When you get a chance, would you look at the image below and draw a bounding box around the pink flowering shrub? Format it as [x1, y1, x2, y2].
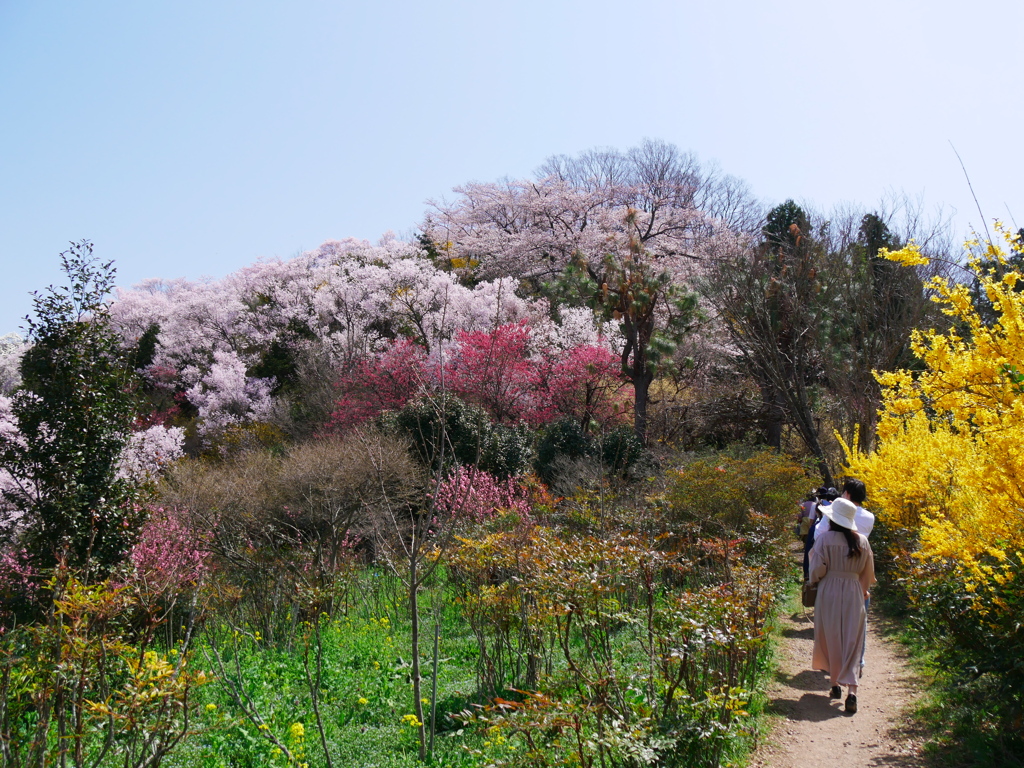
[0, 547, 39, 621]
[130, 506, 210, 597]
[538, 343, 630, 428]
[328, 339, 429, 430]
[432, 466, 530, 523]
[447, 321, 540, 424]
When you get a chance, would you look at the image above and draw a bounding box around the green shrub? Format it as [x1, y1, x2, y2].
[481, 422, 534, 479]
[388, 394, 491, 472]
[535, 419, 595, 483]
[599, 425, 645, 474]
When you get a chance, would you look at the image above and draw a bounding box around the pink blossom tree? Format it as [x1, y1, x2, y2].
[117, 425, 186, 483]
[328, 339, 429, 431]
[183, 349, 275, 442]
[446, 321, 540, 424]
[421, 139, 759, 285]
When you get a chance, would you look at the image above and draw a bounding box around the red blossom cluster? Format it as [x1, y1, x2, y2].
[329, 322, 629, 431]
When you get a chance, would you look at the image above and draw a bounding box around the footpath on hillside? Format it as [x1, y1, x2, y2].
[749, 573, 929, 768]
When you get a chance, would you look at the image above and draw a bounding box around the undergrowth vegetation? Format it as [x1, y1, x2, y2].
[1, 444, 803, 768]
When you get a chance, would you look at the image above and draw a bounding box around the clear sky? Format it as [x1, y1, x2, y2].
[2, 0, 1021, 334]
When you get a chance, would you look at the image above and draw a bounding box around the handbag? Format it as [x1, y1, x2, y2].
[801, 580, 818, 608]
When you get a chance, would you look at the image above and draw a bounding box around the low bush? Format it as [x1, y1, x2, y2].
[662, 449, 809, 574]
[536, 420, 647, 491]
[0, 573, 206, 768]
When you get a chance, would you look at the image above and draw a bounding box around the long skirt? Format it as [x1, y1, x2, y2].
[812, 572, 865, 686]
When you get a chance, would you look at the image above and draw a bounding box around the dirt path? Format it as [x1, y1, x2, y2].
[748, 600, 929, 768]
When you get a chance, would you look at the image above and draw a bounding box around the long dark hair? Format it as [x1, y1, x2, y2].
[829, 519, 861, 558]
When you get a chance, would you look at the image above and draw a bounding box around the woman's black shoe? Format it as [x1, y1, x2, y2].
[830, 685, 841, 699]
[845, 693, 857, 713]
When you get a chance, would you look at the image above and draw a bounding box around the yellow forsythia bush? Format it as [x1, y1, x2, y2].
[842, 224, 1024, 704]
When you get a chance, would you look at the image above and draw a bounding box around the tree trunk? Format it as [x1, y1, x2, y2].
[785, 391, 834, 487]
[408, 553, 426, 761]
[632, 369, 654, 446]
[763, 386, 786, 449]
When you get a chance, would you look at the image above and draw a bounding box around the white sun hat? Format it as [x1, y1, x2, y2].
[818, 496, 859, 531]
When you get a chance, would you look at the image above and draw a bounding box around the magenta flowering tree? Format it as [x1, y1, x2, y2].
[538, 343, 629, 430]
[328, 339, 429, 431]
[327, 318, 629, 436]
[447, 321, 540, 424]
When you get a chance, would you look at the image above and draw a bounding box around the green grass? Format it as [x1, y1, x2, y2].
[865, 576, 1024, 768]
[166, 608, 485, 768]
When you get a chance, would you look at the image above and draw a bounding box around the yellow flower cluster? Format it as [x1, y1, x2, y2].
[843, 224, 1024, 609]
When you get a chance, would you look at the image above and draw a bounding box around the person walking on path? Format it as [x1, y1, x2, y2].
[808, 496, 875, 714]
[801, 486, 836, 580]
[809, 480, 874, 669]
[837, 478, 874, 672]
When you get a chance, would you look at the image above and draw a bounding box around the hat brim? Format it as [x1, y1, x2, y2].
[819, 502, 858, 532]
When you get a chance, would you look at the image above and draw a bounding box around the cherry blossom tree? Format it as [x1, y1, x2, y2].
[117, 425, 186, 483]
[0, 334, 26, 396]
[183, 349, 275, 443]
[421, 139, 759, 285]
[109, 237, 534, 440]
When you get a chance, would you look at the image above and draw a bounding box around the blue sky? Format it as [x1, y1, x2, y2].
[2, 0, 1021, 334]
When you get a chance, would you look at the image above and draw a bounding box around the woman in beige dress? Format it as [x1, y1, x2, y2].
[808, 497, 875, 714]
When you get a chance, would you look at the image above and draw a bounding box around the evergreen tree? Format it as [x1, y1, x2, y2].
[0, 242, 143, 574]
